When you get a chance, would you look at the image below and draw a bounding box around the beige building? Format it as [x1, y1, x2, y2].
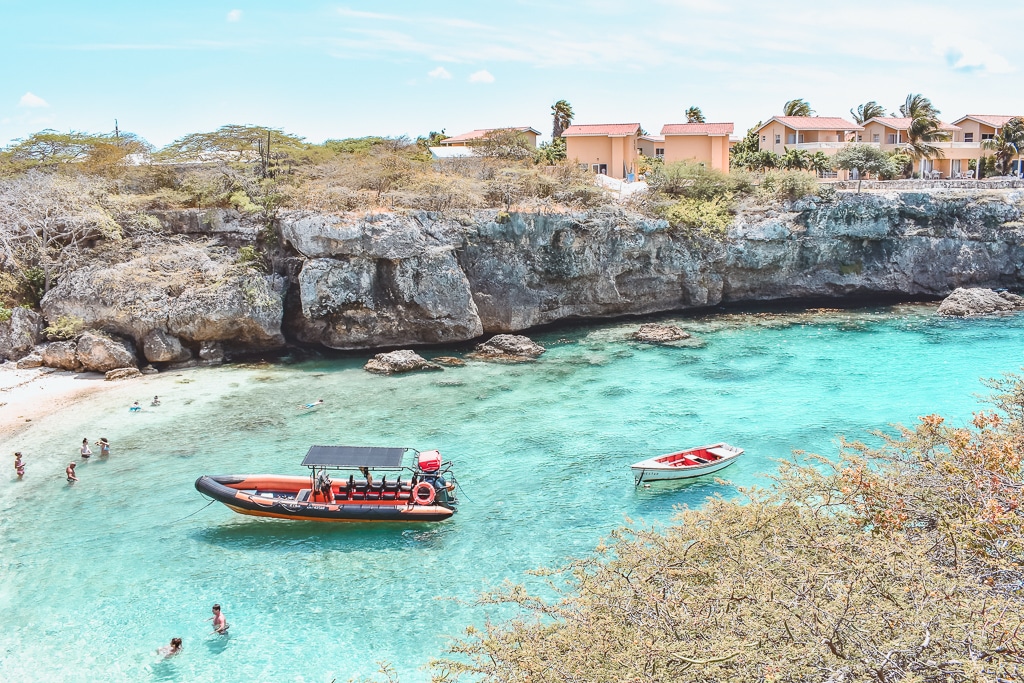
[440, 127, 540, 147]
[659, 122, 733, 171]
[637, 134, 664, 160]
[756, 116, 863, 156]
[562, 123, 642, 179]
[860, 117, 976, 177]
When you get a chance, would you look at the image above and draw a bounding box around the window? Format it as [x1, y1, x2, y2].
[982, 133, 994, 140]
[857, 134, 863, 141]
[761, 135, 766, 142]
[786, 134, 796, 144]
[655, 147, 664, 159]
[798, 134, 805, 143]
[887, 134, 897, 144]
[964, 132, 974, 142]
[775, 134, 781, 144]
[873, 134, 880, 142]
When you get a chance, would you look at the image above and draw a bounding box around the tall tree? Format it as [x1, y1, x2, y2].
[551, 100, 574, 140]
[833, 144, 898, 192]
[685, 106, 705, 124]
[982, 117, 1024, 176]
[780, 147, 810, 170]
[783, 99, 814, 117]
[898, 94, 948, 173]
[850, 101, 886, 125]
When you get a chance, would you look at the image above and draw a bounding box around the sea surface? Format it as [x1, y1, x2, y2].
[1, 304, 1022, 683]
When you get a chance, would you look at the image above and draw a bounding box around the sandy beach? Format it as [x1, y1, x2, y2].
[0, 364, 117, 438]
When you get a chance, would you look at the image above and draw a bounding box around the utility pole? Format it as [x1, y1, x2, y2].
[114, 119, 120, 139]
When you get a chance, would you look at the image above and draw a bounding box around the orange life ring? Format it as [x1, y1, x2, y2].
[412, 482, 436, 506]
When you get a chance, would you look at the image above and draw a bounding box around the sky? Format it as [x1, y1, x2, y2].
[2, 0, 1023, 148]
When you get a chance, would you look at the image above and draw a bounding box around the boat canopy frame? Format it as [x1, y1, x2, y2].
[301, 445, 414, 470]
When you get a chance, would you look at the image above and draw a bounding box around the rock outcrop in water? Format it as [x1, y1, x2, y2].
[20, 190, 1024, 357]
[363, 349, 440, 375]
[937, 287, 1024, 317]
[467, 334, 546, 362]
[632, 323, 691, 343]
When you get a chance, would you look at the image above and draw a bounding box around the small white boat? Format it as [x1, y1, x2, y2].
[631, 442, 743, 485]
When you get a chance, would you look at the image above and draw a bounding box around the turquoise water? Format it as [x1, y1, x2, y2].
[1, 304, 1023, 683]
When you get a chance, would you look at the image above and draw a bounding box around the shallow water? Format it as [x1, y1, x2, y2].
[1, 304, 1023, 683]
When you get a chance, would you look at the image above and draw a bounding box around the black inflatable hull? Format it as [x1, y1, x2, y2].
[195, 475, 456, 523]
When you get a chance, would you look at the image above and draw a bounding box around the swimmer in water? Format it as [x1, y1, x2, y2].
[157, 637, 182, 657]
[151, 396, 161, 406]
[66, 462, 78, 483]
[209, 604, 229, 634]
[95, 437, 110, 457]
[14, 452, 25, 479]
[299, 399, 325, 409]
[129, 401, 141, 412]
[80, 438, 92, 459]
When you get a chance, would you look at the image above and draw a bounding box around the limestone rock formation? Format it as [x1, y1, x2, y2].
[198, 341, 225, 362]
[77, 332, 137, 373]
[105, 367, 142, 381]
[632, 323, 691, 343]
[142, 329, 192, 363]
[41, 341, 81, 371]
[936, 287, 1024, 317]
[468, 334, 546, 362]
[40, 242, 286, 354]
[282, 212, 482, 350]
[363, 350, 440, 375]
[0, 308, 45, 361]
[16, 354, 42, 369]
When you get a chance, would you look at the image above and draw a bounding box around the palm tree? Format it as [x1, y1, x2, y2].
[809, 151, 831, 177]
[685, 106, 705, 124]
[982, 117, 1024, 176]
[899, 94, 939, 120]
[896, 94, 948, 175]
[551, 100, 574, 140]
[781, 147, 810, 170]
[783, 99, 814, 117]
[850, 101, 886, 125]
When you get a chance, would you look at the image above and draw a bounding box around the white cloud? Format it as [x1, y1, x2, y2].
[227, 9, 243, 22]
[935, 38, 1013, 75]
[428, 66, 452, 79]
[18, 92, 49, 108]
[468, 69, 494, 83]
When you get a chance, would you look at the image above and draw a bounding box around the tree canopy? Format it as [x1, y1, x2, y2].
[551, 100, 574, 140]
[783, 99, 814, 117]
[850, 101, 886, 125]
[685, 106, 706, 124]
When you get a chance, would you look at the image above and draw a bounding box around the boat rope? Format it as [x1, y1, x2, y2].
[166, 498, 217, 525]
[455, 479, 473, 503]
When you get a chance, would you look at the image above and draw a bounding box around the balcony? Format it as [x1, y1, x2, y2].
[792, 141, 877, 151]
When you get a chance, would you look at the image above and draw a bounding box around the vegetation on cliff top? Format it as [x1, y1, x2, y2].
[399, 374, 1024, 682]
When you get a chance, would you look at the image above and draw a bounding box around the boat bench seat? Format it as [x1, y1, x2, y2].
[295, 489, 312, 502]
[691, 457, 710, 464]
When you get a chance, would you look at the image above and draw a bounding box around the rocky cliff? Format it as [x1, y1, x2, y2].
[4, 190, 1022, 361]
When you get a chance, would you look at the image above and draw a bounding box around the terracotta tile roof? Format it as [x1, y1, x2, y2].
[864, 117, 960, 131]
[953, 114, 1024, 128]
[660, 122, 734, 136]
[764, 116, 863, 131]
[440, 127, 540, 144]
[561, 123, 641, 137]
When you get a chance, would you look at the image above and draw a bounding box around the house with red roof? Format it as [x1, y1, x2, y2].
[561, 123, 642, 179]
[659, 122, 734, 171]
[756, 116, 863, 157]
[861, 117, 974, 178]
[439, 127, 540, 148]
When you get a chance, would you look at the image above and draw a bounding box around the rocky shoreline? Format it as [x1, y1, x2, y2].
[2, 189, 1023, 374]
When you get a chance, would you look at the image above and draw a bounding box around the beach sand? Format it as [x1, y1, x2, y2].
[0, 364, 116, 438]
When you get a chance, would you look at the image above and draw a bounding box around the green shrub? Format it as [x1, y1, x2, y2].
[660, 197, 732, 239]
[758, 170, 820, 201]
[0, 306, 12, 323]
[44, 315, 84, 340]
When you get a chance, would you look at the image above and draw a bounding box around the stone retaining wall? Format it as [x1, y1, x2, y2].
[829, 179, 1024, 192]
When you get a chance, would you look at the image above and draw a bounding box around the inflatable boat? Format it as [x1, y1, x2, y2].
[196, 445, 458, 522]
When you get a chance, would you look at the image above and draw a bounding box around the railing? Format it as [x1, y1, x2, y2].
[792, 141, 878, 150]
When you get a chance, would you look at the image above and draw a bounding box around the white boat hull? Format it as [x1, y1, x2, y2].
[631, 442, 743, 483]
[632, 456, 737, 481]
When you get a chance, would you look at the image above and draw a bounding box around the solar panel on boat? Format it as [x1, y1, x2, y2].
[301, 445, 406, 468]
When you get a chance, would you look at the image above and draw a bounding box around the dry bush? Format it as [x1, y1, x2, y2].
[428, 375, 1024, 683]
